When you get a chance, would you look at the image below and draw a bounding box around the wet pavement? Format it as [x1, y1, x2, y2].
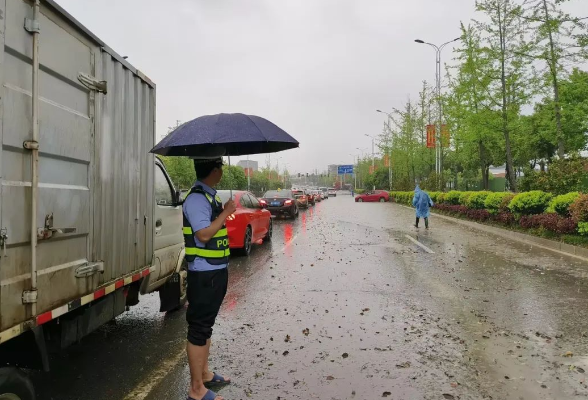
[33, 194, 588, 400]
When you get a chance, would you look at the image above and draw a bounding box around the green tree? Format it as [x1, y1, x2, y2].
[217, 165, 247, 190]
[159, 156, 195, 189]
[446, 23, 503, 190]
[475, 0, 536, 191]
[526, 0, 588, 158]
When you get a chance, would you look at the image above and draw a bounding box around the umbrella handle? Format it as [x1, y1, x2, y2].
[228, 156, 233, 200]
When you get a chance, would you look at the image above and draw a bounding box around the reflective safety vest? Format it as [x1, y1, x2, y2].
[183, 186, 230, 265]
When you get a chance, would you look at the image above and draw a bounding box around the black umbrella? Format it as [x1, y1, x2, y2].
[150, 113, 299, 157]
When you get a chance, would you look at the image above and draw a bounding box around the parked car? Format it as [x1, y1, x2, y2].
[328, 188, 337, 197]
[261, 190, 299, 219]
[355, 190, 390, 203]
[307, 190, 316, 206]
[292, 189, 309, 209]
[312, 190, 323, 202]
[217, 191, 272, 256]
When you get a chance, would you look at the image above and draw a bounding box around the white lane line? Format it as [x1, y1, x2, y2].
[274, 234, 299, 255]
[122, 342, 186, 400]
[404, 234, 435, 254]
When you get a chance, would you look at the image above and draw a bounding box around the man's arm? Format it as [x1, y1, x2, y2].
[195, 200, 237, 244]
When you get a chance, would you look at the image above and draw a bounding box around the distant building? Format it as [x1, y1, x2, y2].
[328, 164, 339, 177]
[237, 160, 258, 171]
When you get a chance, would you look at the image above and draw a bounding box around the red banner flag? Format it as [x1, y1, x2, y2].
[426, 125, 436, 148]
[369, 165, 375, 174]
[384, 154, 390, 167]
[441, 124, 450, 148]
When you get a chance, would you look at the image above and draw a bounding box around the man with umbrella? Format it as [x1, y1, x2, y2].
[183, 157, 236, 400]
[151, 113, 299, 400]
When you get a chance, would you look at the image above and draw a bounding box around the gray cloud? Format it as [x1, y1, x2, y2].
[57, 0, 586, 173]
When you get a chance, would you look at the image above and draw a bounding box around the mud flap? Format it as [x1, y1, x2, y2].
[159, 272, 181, 312]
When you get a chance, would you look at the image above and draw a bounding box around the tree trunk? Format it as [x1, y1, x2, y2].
[542, 0, 565, 158]
[498, 3, 518, 191]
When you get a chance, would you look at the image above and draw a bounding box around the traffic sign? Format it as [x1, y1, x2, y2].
[337, 165, 354, 174]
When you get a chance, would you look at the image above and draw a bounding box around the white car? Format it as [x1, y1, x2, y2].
[328, 188, 337, 197]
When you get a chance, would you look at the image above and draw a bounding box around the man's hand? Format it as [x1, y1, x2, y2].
[223, 200, 237, 216]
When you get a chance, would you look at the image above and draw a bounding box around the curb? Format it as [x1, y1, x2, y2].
[393, 203, 588, 262]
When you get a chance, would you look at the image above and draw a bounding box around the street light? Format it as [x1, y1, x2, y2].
[414, 36, 461, 182]
[365, 134, 377, 190]
[376, 110, 393, 191]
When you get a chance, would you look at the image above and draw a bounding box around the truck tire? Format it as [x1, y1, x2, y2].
[0, 368, 35, 400]
[175, 262, 188, 310]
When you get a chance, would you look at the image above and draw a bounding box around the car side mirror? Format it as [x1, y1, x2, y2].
[174, 190, 182, 206]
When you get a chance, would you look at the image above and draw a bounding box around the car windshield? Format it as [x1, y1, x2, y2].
[264, 190, 292, 198]
[292, 191, 305, 197]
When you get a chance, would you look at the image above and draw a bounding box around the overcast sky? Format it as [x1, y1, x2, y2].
[56, 0, 585, 174]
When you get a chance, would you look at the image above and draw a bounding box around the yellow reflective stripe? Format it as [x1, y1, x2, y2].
[213, 228, 228, 238]
[184, 227, 226, 237]
[205, 193, 213, 203]
[185, 248, 230, 258]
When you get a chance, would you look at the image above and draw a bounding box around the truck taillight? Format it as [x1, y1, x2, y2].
[260, 199, 267, 205]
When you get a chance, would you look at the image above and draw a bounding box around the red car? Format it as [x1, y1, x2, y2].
[355, 190, 390, 203]
[217, 190, 272, 256]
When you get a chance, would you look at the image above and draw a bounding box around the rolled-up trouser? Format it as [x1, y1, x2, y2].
[186, 268, 228, 346]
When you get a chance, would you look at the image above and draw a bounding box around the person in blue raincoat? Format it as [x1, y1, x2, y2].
[412, 185, 434, 229]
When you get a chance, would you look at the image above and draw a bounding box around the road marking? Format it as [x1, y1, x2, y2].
[122, 342, 186, 400]
[274, 234, 299, 255]
[404, 234, 435, 254]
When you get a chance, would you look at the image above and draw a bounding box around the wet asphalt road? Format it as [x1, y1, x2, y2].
[33, 193, 588, 400]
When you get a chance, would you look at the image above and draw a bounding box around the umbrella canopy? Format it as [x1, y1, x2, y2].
[150, 113, 299, 157]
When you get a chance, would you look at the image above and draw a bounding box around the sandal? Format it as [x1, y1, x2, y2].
[205, 372, 231, 387]
[188, 389, 220, 400]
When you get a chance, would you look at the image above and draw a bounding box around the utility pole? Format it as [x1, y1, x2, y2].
[415, 37, 460, 186]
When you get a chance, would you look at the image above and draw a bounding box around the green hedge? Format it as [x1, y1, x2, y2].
[570, 194, 588, 222]
[445, 191, 462, 205]
[508, 191, 552, 216]
[484, 192, 514, 214]
[546, 192, 580, 216]
[390, 191, 414, 206]
[466, 191, 491, 210]
[391, 189, 584, 221]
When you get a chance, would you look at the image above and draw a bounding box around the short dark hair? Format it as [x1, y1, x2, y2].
[193, 159, 223, 180]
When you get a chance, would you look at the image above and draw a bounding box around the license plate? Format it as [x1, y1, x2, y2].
[271, 202, 280, 206]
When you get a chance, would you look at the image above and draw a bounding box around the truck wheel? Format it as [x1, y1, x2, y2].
[161, 261, 188, 313]
[0, 368, 35, 400]
[174, 261, 188, 311]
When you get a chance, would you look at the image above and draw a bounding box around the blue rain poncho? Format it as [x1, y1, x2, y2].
[412, 185, 434, 218]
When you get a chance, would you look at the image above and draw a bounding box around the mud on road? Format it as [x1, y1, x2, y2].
[34, 195, 588, 400]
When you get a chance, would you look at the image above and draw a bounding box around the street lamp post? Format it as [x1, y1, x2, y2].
[365, 134, 376, 190]
[356, 147, 367, 188]
[414, 37, 460, 184]
[376, 110, 394, 191]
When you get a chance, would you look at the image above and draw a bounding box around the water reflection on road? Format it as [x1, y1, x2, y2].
[32, 194, 588, 400]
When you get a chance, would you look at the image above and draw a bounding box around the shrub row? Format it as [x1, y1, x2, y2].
[389, 190, 588, 236]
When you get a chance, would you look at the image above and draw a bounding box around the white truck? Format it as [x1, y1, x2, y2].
[0, 1, 187, 397]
